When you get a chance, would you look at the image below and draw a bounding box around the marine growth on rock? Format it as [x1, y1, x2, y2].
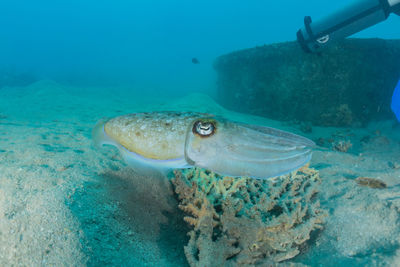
[171, 167, 327, 266]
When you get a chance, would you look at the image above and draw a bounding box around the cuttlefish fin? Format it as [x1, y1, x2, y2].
[119, 147, 171, 177]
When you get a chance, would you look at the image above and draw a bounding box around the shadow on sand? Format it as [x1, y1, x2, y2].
[68, 167, 189, 266]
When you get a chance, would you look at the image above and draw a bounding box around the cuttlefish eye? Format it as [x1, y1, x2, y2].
[193, 120, 215, 137]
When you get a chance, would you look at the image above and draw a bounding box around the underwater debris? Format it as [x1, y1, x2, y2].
[171, 167, 327, 266]
[332, 140, 353, 153]
[355, 177, 387, 189]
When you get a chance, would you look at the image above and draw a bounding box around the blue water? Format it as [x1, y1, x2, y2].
[0, 0, 399, 95]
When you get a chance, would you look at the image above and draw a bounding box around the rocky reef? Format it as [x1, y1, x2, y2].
[214, 38, 400, 127]
[171, 167, 326, 266]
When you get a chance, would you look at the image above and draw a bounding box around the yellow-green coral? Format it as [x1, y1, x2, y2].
[172, 167, 327, 266]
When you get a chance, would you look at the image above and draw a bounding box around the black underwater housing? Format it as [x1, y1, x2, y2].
[297, 0, 400, 53]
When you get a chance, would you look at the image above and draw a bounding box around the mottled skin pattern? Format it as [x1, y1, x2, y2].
[97, 111, 314, 179]
[104, 112, 205, 160]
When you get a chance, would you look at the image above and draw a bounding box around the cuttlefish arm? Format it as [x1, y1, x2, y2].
[93, 112, 315, 179]
[184, 117, 315, 178]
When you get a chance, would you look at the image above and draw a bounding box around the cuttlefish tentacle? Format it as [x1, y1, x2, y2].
[93, 112, 315, 179]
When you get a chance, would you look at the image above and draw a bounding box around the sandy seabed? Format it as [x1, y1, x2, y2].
[1, 80, 400, 266]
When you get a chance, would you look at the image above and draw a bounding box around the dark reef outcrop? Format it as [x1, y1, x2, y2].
[214, 38, 400, 127]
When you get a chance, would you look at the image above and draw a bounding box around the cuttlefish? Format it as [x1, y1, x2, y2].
[93, 111, 315, 179]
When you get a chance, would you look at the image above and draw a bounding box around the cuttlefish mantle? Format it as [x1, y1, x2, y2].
[93, 111, 315, 179]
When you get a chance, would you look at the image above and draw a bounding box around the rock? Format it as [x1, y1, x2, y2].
[332, 140, 353, 153]
[171, 167, 327, 266]
[388, 161, 400, 169]
[355, 177, 387, 189]
[214, 38, 400, 127]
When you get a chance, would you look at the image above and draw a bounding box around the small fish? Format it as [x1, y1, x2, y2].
[191, 58, 199, 64]
[93, 112, 315, 179]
